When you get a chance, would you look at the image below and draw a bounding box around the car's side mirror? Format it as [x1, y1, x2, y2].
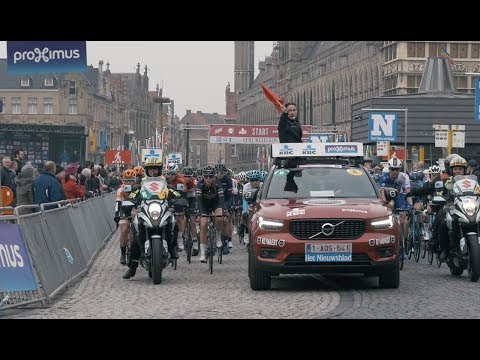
[244, 189, 258, 204]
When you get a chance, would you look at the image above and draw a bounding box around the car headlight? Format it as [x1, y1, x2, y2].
[462, 198, 478, 217]
[371, 215, 394, 229]
[148, 203, 162, 220]
[258, 216, 284, 230]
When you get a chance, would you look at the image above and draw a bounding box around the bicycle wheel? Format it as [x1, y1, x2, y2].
[399, 227, 404, 270]
[436, 253, 442, 268]
[208, 223, 215, 274]
[414, 238, 421, 262]
[218, 239, 223, 264]
[407, 231, 413, 260]
[421, 238, 427, 259]
[185, 219, 192, 264]
[427, 242, 434, 265]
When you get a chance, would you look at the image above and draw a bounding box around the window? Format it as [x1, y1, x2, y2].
[384, 43, 397, 62]
[69, 99, 78, 114]
[27, 97, 37, 114]
[44, 78, 54, 86]
[196, 158, 200, 167]
[384, 75, 398, 91]
[407, 75, 422, 88]
[450, 43, 458, 58]
[231, 144, 237, 157]
[407, 42, 425, 58]
[429, 43, 440, 57]
[472, 44, 480, 58]
[69, 81, 77, 96]
[21, 78, 30, 87]
[454, 76, 468, 92]
[44, 97, 53, 114]
[0, 97, 5, 113]
[459, 43, 468, 58]
[196, 145, 200, 155]
[12, 97, 21, 114]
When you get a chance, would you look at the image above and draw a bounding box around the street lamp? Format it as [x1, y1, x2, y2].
[361, 107, 409, 161]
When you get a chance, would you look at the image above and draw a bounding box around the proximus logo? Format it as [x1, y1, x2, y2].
[13, 47, 80, 64]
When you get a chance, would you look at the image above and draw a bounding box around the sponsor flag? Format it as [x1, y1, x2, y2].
[88, 127, 96, 154]
[257, 147, 261, 165]
[261, 83, 284, 112]
[261, 146, 266, 165]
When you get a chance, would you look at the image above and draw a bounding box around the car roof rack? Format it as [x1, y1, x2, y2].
[271, 143, 365, 168]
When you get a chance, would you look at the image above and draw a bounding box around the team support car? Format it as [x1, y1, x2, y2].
[244, 142, 400, 290]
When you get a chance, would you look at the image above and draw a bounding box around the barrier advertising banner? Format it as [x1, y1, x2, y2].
[209, 125, 312, 144]
[0, 222, 37, 292]
[7, 41, 87, 74]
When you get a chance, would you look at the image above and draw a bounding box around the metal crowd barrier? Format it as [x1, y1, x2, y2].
[0, 191, 116, 311]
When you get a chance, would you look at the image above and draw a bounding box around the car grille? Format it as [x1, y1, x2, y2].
[290, 219, 365, 240]
[284, 253, 372, 266]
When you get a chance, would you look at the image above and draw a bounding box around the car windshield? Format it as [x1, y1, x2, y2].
[265, 166, 377, 199]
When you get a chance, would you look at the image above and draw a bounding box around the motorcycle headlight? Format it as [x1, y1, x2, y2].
[148, 203, 162, 220]
[258, 216, 284, 230]
[371, 215, 394, 229]
[462, 198, 478, 217]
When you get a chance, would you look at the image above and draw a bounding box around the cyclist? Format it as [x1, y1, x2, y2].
[196, 165, 224, 263]
[164, 162, 188, 251]
[123, 157, 182, 279]
[215, 163, 234, 254]
[378, 157, 413, 259]
[241, 170, 263, 244]
[182, 166, 199, 256]
[114, 168, 137, 265]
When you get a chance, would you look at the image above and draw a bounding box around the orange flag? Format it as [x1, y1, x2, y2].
[261, 83, 284, 112]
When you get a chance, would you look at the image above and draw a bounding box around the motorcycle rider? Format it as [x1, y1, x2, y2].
[407, 156, 467, 260]
[123, 157, 182, 279]
[114, 169, 137, 265]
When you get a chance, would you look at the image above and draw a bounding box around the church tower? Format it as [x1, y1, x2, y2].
[234, 41, 255, 95]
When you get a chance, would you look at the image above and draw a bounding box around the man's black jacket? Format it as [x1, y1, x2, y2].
[278, 113, 302, 143]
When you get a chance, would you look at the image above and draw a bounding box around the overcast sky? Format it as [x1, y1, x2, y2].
[0, 41, 273, 117]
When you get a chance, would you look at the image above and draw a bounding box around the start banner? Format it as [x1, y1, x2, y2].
[209, 125, 312, 144]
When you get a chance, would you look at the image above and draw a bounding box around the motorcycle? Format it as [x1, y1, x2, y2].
[133, 176, 177, 284]
[444, 175, 480, 281]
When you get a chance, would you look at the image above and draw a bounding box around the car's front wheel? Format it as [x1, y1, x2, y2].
[378, 259, 400, 289]
[248, 239, 271, 290]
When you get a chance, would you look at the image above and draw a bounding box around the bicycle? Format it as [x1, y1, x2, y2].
[183, 207, 195, 264]
[393, 208, 411, 270]
[201, 213, 224, 274]
[407, 209, 423, 263]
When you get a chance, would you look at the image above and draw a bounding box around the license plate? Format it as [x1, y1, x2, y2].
[305, 243, 352, 262]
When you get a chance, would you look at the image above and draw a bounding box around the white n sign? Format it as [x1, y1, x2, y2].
[368, 112, 397, 142]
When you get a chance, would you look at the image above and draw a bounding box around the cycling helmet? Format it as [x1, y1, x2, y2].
[182, 166, 195, 177]
[227, 168, 234, 177]
[260, 171, 268, 181]
[449, 156, 468, 169]
[122, 169, 136, 179]
[203, 165, 216, 176]
[388, 157, 402, 169]
[214, 163, 227, 174]
[428, 165, 441, 174]
[247, 170, 262, 181]
[133, 166, 145, 177]
[409, 171, 424, 181]
[237, 172, 247, 182]
[165, 162, 179, 174]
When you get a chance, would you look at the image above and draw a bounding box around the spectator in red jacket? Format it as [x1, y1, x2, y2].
[63, 163, 86, 199]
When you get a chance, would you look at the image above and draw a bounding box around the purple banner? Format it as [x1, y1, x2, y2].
[0, 222, 37, 292]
